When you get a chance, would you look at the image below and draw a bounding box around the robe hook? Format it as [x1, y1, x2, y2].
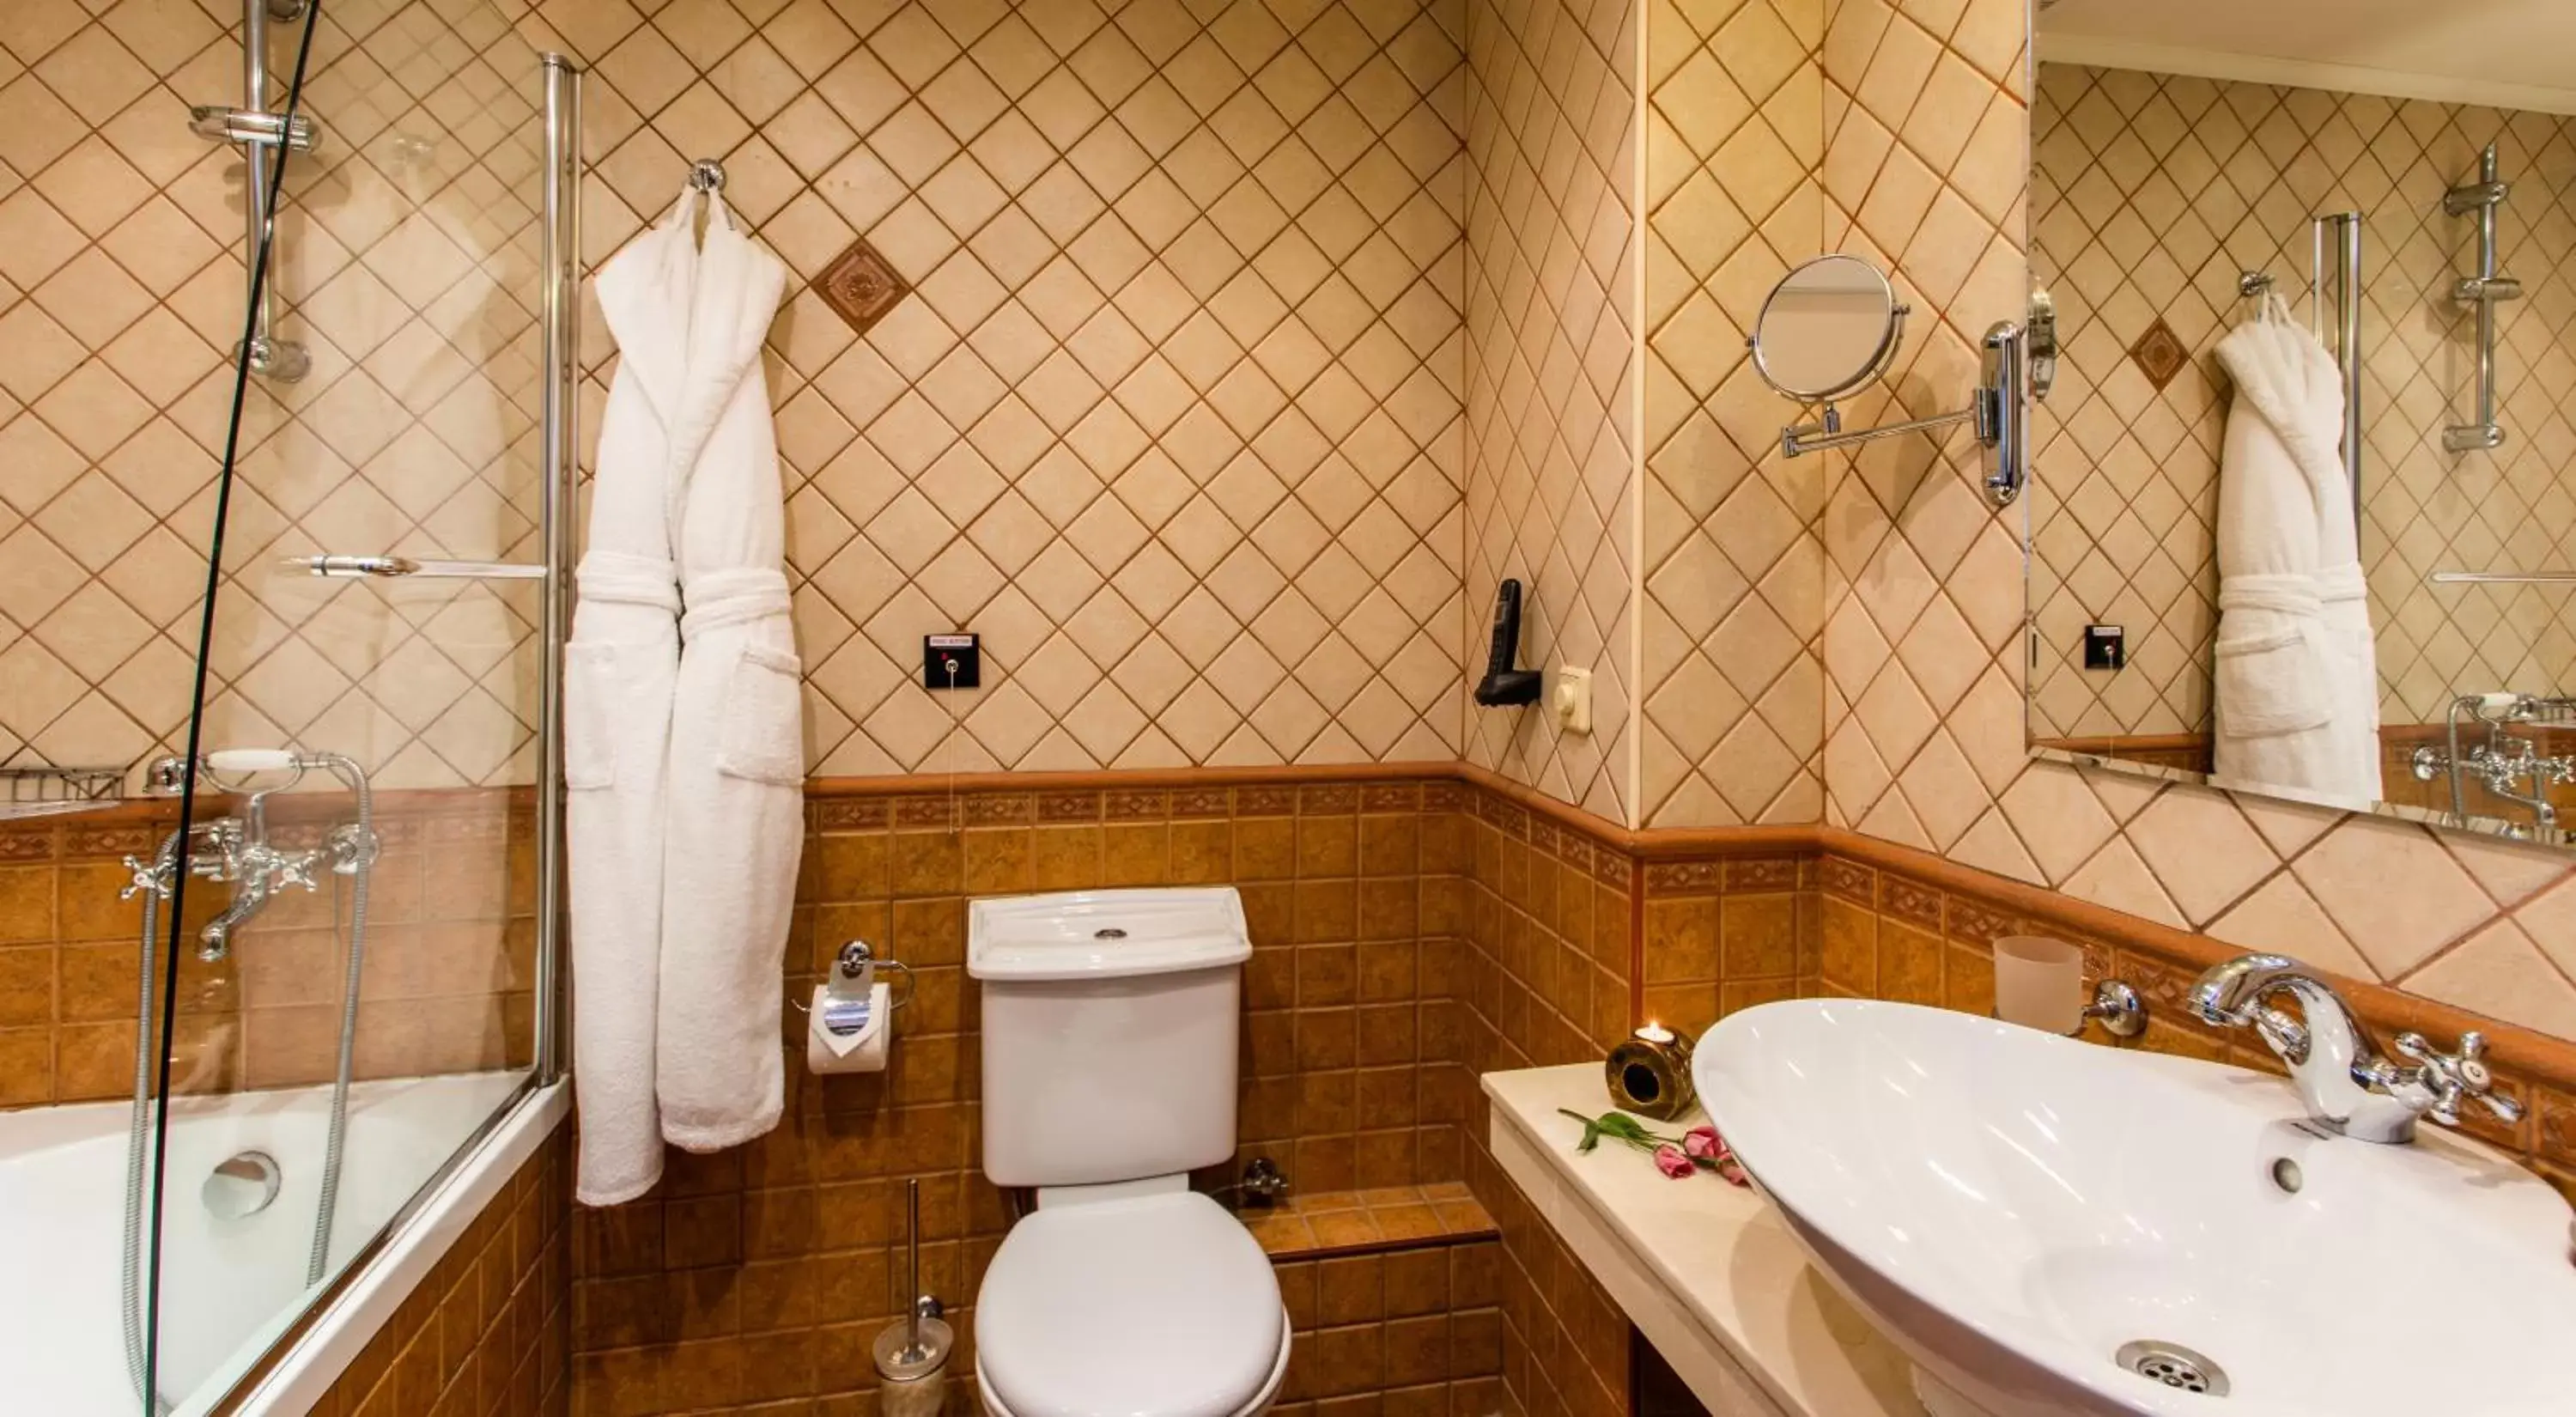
[687, 158, 726, 194]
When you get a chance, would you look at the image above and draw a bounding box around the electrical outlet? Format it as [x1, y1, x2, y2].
[1552, 667, 1594, 734]
[2083, 624, 2125, 671]
[924, 633, 980, 689]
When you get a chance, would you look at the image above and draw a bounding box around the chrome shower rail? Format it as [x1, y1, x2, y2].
[2444, 143, 2518, 453]
[537, 52, 582, 1086]
[195, 0, 319, 381]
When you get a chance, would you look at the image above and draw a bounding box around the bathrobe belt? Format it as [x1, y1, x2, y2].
[2218, 573, 2322, 620]
[682, 568, 793, 638]
[577, 550, 683, 613]
[2219, 565, 2365, 620]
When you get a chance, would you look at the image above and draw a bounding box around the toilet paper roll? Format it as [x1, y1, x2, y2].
[805, 981, 891, 1073]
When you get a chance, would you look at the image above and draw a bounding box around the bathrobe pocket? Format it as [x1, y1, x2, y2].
[715, 642, 806, 785]
[565, 642, 625, 789]
[2214, 625, 2335, 739]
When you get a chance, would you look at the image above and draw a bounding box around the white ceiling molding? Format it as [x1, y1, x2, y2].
[2036, 33, 2576, 118]
[2038, 0, 2576, 119]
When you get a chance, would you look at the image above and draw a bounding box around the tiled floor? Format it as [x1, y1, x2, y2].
[1244, 1182, 1495, 1257]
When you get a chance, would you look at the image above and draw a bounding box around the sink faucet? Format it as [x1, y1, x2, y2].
[2189, 953, 2523, 1144]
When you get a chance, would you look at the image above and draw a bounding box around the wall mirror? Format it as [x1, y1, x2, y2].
[1750, 254, 1906, 404]
[2024, 0, 2576, 845]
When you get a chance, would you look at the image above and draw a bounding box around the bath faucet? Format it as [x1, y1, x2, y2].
[124, 751, 375, 961]
[191, 824, 341, 958]
[2189, 953, 2522, 1143]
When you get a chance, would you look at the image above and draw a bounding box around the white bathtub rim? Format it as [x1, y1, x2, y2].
[210, 1077, 568, 1416]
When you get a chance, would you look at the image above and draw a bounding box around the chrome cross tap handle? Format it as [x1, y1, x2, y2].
[270, 848, 328, 893]
[2389, 1030, 2523, 1128]
[119, 854, 168, 902]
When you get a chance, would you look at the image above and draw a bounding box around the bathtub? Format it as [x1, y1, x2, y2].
[0, 1070, 566, 1415]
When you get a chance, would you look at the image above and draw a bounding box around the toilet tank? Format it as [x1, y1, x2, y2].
[969, 888, 1251, 1189]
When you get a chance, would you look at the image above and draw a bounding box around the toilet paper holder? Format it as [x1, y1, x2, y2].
[805, 940, 914, 1037]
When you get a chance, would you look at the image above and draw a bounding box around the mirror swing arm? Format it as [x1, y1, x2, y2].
[1747, 254, 2037, 509]
[1776, 319, 2030, 508]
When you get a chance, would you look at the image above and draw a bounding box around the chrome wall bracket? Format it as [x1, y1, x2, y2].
[188, 106, 318, 151]
[2081, 979, 2147, 1038]
[2025, 287, 2057, 404]
[1781, 320, 2028, 508]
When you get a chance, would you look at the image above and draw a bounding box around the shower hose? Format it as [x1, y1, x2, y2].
[118, 756, 374, 1411]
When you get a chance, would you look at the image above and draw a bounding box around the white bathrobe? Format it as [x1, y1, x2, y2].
[653, 203, 802, 1155]
[2210, 295, 2381, 807]
[567, 189, 797, 1205]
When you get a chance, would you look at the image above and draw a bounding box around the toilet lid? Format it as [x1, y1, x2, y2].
[977, 1189, 1284, 1417]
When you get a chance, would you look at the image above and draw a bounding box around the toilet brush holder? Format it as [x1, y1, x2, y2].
[872, 1312, 951, 1417]
[873, 1178, 951, 1417]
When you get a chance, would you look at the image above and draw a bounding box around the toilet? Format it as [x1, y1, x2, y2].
[967, 887, 1290, 1417]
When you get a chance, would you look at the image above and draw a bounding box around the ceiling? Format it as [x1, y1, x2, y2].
[2038, 0, 2576, 114]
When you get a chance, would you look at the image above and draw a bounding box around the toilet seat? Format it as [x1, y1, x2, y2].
[975, 1189, 1287, 1417]
[976, 1314, 1292, 1417]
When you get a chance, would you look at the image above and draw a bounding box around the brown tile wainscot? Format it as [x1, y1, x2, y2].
[0, 790, 540, 1113]
[566, 763, 2576, 1417]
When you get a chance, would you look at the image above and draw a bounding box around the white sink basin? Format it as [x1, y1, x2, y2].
[1694, 999, 2576, 1417]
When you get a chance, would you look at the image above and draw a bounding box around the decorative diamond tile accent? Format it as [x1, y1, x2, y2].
[814, 240, 917, 338]
[2126, 317, 2186, 390]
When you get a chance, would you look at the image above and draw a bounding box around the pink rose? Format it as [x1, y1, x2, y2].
[1683, 1126, 1722, 1161]
[1653, 1143, 1696, 1179]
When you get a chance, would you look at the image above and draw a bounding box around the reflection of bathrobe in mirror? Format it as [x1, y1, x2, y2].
[566, 189, 799, 1205]
[2210, 297, 2381, 807]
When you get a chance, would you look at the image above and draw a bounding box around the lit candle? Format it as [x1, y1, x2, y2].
[1635, 1022, 1674, 1045]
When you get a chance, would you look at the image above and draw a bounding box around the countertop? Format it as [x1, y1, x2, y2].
[1481, 1064, 1922, 1417]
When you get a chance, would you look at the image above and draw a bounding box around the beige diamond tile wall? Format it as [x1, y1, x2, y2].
[1814, 0, 2576, 1041]
[524, 0, 1473, 775]
[2028, 62, 2576, 741]
[0, 0, 551, 790]
[1638, 0, 1829, 828]
[1459, 0, 1638, 826]
[25, 0, 2576, 1043]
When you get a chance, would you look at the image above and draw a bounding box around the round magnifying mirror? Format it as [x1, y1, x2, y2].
[1749, 254, 1903, 403]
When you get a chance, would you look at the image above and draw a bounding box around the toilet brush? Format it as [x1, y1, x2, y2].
[873, 1178, 952, 1417]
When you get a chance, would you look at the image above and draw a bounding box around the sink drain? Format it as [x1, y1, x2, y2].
[2115, 1340, 2228, 1396]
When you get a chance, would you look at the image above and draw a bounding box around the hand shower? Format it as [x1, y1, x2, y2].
[119, 745, 381, 1410]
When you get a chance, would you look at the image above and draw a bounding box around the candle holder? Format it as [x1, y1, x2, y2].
[1606, 1022, 1698, 1120]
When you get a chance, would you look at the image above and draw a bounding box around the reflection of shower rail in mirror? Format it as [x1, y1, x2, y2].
[2443, 143, 2518, 453]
